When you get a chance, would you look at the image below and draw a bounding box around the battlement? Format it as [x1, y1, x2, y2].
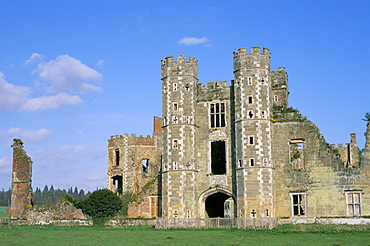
[161, 55, 198, 79]
[207, 80, 228, 89]
[233, 46, 271, 71]
[162, 55, 197, 63]
[109, 133, 157, 147]
[234, 46, 270, 56]
[110, 133, 153, 140]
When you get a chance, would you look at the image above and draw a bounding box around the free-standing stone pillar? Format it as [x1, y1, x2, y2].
[10, 139, 33, 219]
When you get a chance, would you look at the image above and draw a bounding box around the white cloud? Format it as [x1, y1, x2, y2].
[21, 92, 83, 112]
[24, 53, 44, 65]
[4, 127, 52, 142]
[178, 36, 212, 46]
[96, 60, 105, 66]
[0, 72, 31, 112]
[35, 54, 103, 93]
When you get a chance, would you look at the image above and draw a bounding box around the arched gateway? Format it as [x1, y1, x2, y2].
[198, 187, 235, 218]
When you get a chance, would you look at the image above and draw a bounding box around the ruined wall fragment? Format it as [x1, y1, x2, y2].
[11, 139, 33, 219]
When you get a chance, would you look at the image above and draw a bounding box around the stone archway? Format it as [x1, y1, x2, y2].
[198, 187, 235, 218]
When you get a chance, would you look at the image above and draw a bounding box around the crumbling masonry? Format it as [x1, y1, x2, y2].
[11, 139, 33, 219]
[10, 139, 85, 221]
[107, 47, 370, 219]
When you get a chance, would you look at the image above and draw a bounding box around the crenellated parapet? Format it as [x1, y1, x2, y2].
[196, 80, 230, 102]
[161, 55, 198, 79]
[108, 133, 157, 147]
[233, 47, 271, 72]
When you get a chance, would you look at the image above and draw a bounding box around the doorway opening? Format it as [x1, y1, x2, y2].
[205, 192, 232, 218]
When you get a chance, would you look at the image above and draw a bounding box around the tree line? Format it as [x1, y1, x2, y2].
[0, 185, 91, 207]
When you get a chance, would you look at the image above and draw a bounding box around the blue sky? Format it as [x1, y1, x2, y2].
[1, 1, 369, 191]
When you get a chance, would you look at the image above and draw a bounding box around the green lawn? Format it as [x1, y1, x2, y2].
[0, 224, 370, 245]
[0, 206, 10, 217]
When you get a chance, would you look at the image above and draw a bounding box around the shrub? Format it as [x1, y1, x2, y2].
[77, 189, 123, 225]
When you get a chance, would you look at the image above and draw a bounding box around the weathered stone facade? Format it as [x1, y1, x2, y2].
[11, 139, 33, 219]
[107, 47, 370, 219]
[107, 117, 162, 218]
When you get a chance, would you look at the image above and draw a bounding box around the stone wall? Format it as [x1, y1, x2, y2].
[107, 118, 162, 218]
[10, 139, 33, 219]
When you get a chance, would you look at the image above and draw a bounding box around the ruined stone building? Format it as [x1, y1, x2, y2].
[10, 139, 86, 221]
[10, 139, 33, 219]
[107, 47, 370, 219]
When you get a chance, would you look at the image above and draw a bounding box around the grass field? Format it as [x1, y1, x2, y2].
[0, 206, 10, 218]
[0, 224, 370, 245]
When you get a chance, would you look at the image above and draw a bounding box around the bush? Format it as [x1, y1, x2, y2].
[60, 194, 77, 205]
[77, 189, 123, 225]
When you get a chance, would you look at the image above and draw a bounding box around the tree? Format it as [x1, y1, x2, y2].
[76, 189, 122, 225]
[363, 113, 370, 125]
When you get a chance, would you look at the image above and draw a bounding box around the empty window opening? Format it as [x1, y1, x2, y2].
[205, 192, 231, 218]
[185, 84, 190, 91]
[186, 116, 190, 124]
[249, 136, 254, 145]
[250, 158, 255, 167]
[142, 159, 149, 173]
[173, 83, 177, 91]
[290, 139, 305, 169]
[210, 103, 226, 128]
[211, 141, 226, 175]
[187, 210, 191, 218]
[173, 103, 178, 111]
[173, 162, 178, 170]
[115, 149, 120, 166]
[173, 116, 178, 123]
[291, 193, 305, 216]
[238, 160, 243, 168]
[346, 192, 361, 216]
[248, 111, 254, 118]
[112, 175, 123, 195]
[261, 78, 265, 84]
[173, 140, 178, 148]
[262, 111, 265, 118]
[248, 96, 253, 104]
[248, 77, 252, 85]
[274, 95, 278, 102]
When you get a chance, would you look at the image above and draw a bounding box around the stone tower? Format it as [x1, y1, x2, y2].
[11, 139, 33, 219]
[160, 55, 198, 218]
[233, 47, 274, 218]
